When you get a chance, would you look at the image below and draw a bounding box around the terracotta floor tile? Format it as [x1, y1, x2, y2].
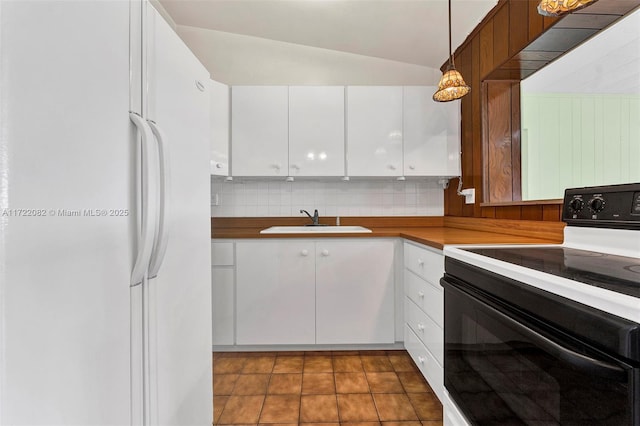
[214, 357, 248, 374]
[333, 350, 361, 356]
[213, 395, 228, 424]
[299, 423, 339, 426]
[232, 374, 270, 395]
[406, 393, 443, 421]
[421, 421, 443, 426]
[304, 356, 333, 373]
[242, 356, 276, 374]
[259, 395, 300, 423]
[382, 422, 422, 426]
[267, 373, 302, 394]
[341, 422, 381, 426]
[366, 372, 404, 393]
[214, 374, 240, 396]
[335, 372, 370, 394]
[397, 372, 432, 393]
[273, 356, 303, 373]
[333, 356, 364, 372]
[302, 373, 335, 394]
[373, 394, 419, 421]
[217, 395, 264, 424]
[277, 351, 305, 356]
[337, 394, 379, 422]
[300, 395, 339, 422]
[388, 354, 418, 372]
[361, 356, 394, 372]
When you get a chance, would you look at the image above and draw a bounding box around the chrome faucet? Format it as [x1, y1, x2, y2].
[300, 209, 320, 226]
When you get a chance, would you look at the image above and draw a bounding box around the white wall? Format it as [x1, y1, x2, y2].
[211, 178, 445, 217]
[176, 25, 442, 86]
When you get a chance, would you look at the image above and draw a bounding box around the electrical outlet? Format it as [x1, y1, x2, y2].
[460, 188, 475, 204]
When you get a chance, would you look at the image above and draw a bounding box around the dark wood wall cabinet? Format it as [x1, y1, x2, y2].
[444, 0, 640, 221]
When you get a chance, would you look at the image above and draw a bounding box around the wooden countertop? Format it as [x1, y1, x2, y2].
[212, 217, 564, 250]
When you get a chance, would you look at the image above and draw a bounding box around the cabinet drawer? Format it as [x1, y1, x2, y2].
[405, 298, 443, 366]
[405, 270, 443, 328]
[211, 241, 234, 266]
[403, 242, 444, 286]
[404, 324, 443, 402]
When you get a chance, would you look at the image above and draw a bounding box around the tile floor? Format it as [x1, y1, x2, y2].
[213, 350, 443, 425]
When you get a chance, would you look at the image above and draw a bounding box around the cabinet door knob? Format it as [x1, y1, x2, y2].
[388, 164, 396, 170]
[215, 163, 223, 169]
[418, 291, 425, 298]
[271, 164, 281, 172]
[418, 356, 425, 364]
[417, 323, 425, 331]
[301, 249, 309, 256]
[290, 164, 300, 170]
[418, 259, 424, 266]
[409, 165, 415, 170]
[321, 249, 330, 256]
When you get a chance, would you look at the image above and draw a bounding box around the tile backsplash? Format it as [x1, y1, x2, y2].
[211, 177, 445, 217]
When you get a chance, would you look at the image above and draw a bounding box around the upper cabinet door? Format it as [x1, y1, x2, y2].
[210, 79, 229, 176]
[403, 86, 461, 177]
[346, 86, 403, 176]
[288, 86, 345, 177]
[231, 86, 288, 176]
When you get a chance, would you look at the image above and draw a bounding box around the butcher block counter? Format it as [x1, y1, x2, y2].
[211, 216, 564, 249]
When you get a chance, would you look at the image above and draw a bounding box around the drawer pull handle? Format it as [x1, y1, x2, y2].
[301, 249, 309, 257]
[418, 356, 425, 364]
[418, 291, 425, 298]
[418, 259, 424, 266]
[321, 249, 330, 257]
[417, 323, 425, 331]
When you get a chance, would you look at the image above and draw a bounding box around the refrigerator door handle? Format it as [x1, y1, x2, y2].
[130, 112, 158, 287]
[147, 119, 170, 279]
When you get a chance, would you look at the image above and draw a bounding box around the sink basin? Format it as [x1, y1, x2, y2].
[260, 226, 372, 234]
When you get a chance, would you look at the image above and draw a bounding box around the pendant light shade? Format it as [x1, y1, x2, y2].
[433, 0, 470, 102]
[537, 0, 599, 17]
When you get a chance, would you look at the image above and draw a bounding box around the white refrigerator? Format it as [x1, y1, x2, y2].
[0, 1, 212, 425]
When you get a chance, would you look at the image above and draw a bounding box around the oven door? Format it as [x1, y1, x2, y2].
[443, 276, 639, 426]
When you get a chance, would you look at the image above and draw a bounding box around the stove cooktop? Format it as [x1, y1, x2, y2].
[465, 246, 640, 298]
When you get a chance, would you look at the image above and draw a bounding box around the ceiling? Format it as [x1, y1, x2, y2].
[157, 0, 498, 70]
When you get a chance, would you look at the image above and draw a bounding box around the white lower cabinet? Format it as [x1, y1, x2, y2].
[232, 238, 396, 346]
[212, 241, 235, 346]
[236, 240, 316, 345]
[316, 240, 395, 344]
[403, 241, 445, 402]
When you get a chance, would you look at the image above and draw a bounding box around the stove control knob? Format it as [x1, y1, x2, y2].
[568, 198, 584, 213]
[589, 197, 605, 213]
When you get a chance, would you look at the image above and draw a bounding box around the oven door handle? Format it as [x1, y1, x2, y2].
[490, 295, 627, 381]
[445, 279, 629, 381]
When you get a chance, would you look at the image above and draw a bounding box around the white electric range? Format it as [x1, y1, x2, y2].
[441, 183, 640, 426]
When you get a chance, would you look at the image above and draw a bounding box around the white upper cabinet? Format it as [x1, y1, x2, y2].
[403, 86, 461, 177]
[231, 86, 288, 176]
[346, 86, 403, 176]
[210, 79, 229, 176]
[288, 86, 345, 177]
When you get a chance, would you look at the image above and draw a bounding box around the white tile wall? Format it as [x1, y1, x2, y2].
[211, 177, 445, 217]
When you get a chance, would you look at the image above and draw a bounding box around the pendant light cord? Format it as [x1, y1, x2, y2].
[448, 0, 454, 69]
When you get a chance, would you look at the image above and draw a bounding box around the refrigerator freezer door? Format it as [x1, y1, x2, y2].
[145, 4, 213, 425]
[0, 1, 132, 424]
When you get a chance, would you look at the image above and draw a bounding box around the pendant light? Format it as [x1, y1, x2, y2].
[433, 0, 470, 102]
[537, 0, 599, 17]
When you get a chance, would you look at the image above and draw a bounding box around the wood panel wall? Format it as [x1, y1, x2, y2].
[444, 0, 640, 221]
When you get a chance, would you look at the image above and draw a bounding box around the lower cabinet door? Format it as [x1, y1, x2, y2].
[236, 241, 316, 345]
[315, 240, 395, 344]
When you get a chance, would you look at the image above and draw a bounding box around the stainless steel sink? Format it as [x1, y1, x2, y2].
[260, 226, 372, 234]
